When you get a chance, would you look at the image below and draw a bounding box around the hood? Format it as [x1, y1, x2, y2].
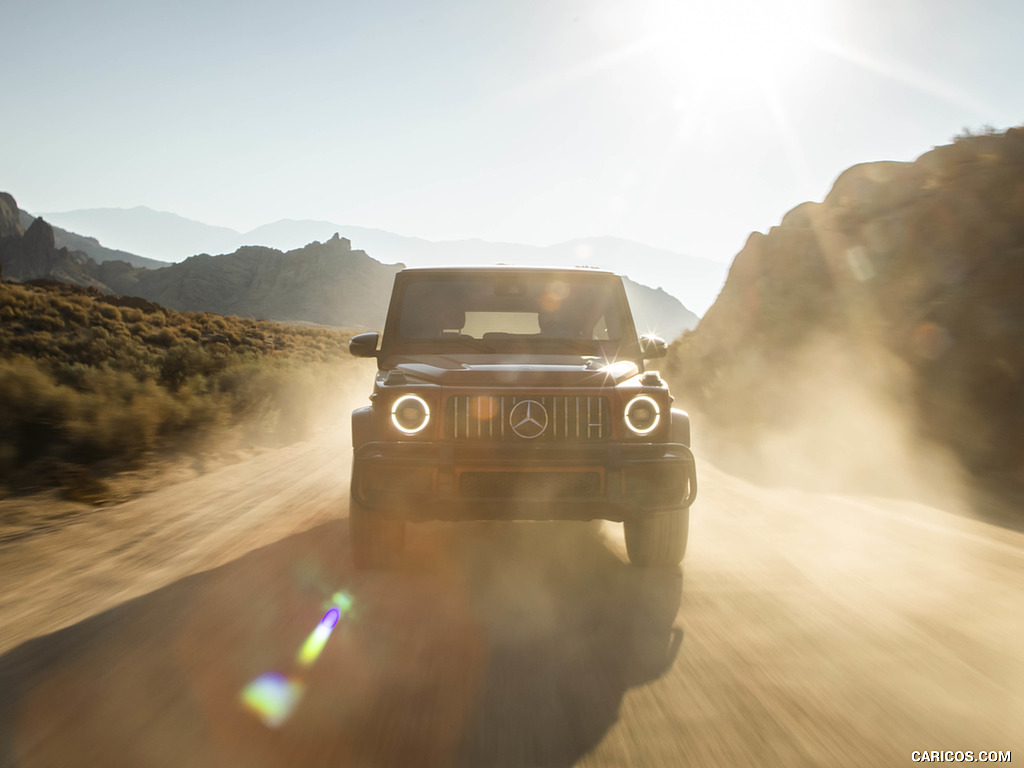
[390, 356, 640, 387]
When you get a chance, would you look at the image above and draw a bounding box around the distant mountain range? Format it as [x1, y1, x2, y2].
[1, 194, 698, 338]
[16, 209, 166, 269]
[38, 207, 727, 315]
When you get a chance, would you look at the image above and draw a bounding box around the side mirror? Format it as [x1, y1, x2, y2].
[639, 334, 667, 359]
[349, 332, 380, 358]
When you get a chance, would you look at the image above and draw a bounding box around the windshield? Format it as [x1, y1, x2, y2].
[385, 272, 637, 356]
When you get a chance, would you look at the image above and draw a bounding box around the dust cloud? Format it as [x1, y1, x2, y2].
[192, 358, 376, 470]
[682, 333, 970, 514]
[0, 360, 377, 655]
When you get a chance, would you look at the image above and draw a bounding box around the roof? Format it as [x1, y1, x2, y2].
[398, 264, 617, 276]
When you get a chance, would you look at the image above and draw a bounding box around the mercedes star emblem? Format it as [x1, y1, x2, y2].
[509, 399, 548, 439]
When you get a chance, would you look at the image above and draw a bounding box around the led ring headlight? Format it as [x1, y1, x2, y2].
[624, 395, 660, 436]
[391, 394, 430, 435]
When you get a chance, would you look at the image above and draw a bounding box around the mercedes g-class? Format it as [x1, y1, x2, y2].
[348, 266, 697, 568]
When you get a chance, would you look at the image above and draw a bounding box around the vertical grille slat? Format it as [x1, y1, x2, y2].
[445, 395, 609, 441]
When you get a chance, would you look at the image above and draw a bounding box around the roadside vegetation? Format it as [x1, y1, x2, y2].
[0, 280, 361, 498]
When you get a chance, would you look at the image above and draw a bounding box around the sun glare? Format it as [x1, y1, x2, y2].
[636, 0, 821, 99]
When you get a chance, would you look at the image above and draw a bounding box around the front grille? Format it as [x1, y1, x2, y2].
[459, 471, 602, 499]
[445, 395, 610, 442]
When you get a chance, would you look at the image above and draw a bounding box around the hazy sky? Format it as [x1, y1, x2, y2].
[4, 0, 1021, 262]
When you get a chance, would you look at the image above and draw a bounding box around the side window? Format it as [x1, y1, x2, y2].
[581, 291, 622, 340]
[399, 283, 436, 338]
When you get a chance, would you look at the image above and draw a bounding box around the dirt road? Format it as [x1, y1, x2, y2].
[1, 434, 1020, 767]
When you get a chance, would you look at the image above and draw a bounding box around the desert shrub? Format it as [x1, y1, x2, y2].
[144, 328, 178, 348]
[54, 298, 89, 326]
[96, 304, 121, 322]
[0, 281, 359, 490]
[0, 359, 75, 471]
[30, 311, 65, 333]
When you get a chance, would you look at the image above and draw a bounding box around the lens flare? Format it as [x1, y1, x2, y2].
[241, 595, 354, 727]
[471, 396, 498, 421]
[540, 280, 570, 311]
[240, 673, 305, 728]
[297, 607, 341, 667]
[330, 591, 353, 613]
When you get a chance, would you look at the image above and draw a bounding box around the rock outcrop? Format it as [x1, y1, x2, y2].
[16, 207, 168, 269]
[622, 279, 699, 340]
[126, 235, 399, 329]
[0, 217, 401, 330]
[0, 193, 23, 240]
[0, 214, 117, 291]
[668, 127, 1024, 490]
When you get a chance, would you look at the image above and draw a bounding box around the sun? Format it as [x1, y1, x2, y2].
[633, 0, 822, 100]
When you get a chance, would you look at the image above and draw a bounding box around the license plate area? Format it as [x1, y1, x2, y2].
[457, 469, 604, 499]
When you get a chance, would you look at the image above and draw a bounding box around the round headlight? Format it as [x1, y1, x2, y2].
[391, 394, 430, 435]
[624, 395, 660, 436]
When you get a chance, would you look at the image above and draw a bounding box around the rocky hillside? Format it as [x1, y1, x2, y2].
[667, 127, 1024, 493]
[0, 215, 110, 290]
[622, 279, 698, 338]
[124, 234, 402, 329]
[0, 202, 402, 329]
[18, 209, 167, 269]
[41, 207, 727, 314]
[0, 193, 22, 240]
[0, 195, 164, 270]
[2, 193, 698, 336]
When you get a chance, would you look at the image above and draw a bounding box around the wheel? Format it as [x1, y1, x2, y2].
[349, 496, 405, 570]
[623, 507, 689, 567]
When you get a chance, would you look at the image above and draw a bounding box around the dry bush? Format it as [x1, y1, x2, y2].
[0, 281, 360, 492]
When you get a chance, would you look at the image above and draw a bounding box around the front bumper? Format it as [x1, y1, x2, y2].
[351, 441, 697, 522]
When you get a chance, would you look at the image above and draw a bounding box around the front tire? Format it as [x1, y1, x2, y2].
[349, 497, 405, 570]
[624, 507, 689, 567]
